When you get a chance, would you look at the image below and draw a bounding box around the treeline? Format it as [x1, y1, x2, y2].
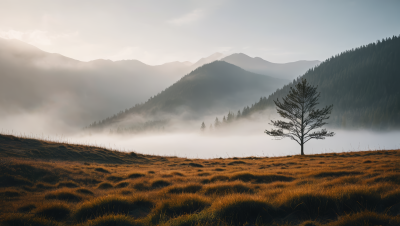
[218, 35, 400, 130]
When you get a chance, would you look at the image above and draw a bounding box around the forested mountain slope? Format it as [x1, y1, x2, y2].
[223, 35, 400, 129]
[88, 61, 287, 131]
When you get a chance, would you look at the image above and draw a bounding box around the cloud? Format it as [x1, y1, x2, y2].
[0, 29, 79, 47]
[167, 9, 204, 26]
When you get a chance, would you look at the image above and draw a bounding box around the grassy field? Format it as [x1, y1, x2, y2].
[0, 133, 400, 226]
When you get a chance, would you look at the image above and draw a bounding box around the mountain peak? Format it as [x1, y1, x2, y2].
[191, 52, 226, 69]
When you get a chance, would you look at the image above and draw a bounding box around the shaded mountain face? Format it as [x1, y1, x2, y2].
[90, 61, 287, 131]
[221, 53, 320, 81]
[226, 35, 400, 129]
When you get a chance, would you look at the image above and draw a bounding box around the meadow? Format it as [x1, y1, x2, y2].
[0, 133, 399, 226]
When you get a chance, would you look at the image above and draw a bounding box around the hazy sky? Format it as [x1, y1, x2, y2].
[0, 0, 399, 65]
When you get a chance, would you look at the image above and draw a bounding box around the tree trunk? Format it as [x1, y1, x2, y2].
[301, 143, 304, 155]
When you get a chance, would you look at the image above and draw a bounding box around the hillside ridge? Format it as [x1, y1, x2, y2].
[219, 35, 400, 129]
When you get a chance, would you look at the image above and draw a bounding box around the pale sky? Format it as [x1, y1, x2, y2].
[1, 0, 399, 65]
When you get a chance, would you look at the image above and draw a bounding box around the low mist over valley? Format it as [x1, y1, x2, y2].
[1, 35, 400, 158]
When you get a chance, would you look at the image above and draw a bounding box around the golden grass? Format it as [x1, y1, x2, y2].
[1, 134, 400, 225]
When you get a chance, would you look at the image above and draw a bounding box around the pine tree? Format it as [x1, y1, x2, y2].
[201, 122, 206, 130]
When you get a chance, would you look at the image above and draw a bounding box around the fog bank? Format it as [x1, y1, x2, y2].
[69, 129, 400, 159]
[3, 121, 398, 159]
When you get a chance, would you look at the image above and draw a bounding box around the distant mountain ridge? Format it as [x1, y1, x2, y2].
[0, 38, 192, 128]
[221, 53, 320, 81]
[88, 61, 287, 132]
[221, 35, 400, 129]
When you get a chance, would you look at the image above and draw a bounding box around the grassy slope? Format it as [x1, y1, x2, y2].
[0, 134, 149, 164]
[0, 134, 399, 226]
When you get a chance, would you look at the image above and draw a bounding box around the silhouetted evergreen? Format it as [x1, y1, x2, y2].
[201, 122, 206, 130]
[226, 35, 400, 129]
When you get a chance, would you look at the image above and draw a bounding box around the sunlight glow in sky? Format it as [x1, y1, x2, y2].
[1, 0, 399, 65]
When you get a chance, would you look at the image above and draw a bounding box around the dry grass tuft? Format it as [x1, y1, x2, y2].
[151, 180, 171, 189]
[57, 181, 79, 188]
[203, 183, 254, 195]
[74, 196, 153, 222]
[35, 202, 71, 221]
[35, 182, 56, 190]
[115, 182, 130, 188]
[97, 182, 113, 189]
[95, 168, 110, 174]
[17, 204, 36, 213]
[277, 192, 337, 220]
[120, 189, 133, 195]
[171, 172, 185, 176]
[76, 188, 94, 195]
[80, 214, 143, 226]
[188, 163, 203, 167]
[106, 175, 124, 182]
[227, 160, 247, 165]
[197, 172, 210, 176]
[230, 173, 294, 183]
[313, 171, 362, 178]
[44, 189, 82, 202]
[209, 175, 229, 183]
[133, 182, 150, 191]
[128, 173, 145, 179]
[167, 184, 203, 194]
[212, 195, 276, 225]
[151, 194, 210, 223]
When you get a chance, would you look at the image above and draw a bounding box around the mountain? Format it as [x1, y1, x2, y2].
[0, 38, 192, 128]
[89, 61, 287, 131]
[221, 35, 400, 129]
[221, 53, 320, 81]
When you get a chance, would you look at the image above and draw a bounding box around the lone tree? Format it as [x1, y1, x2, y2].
[265, 79, 334, 155]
